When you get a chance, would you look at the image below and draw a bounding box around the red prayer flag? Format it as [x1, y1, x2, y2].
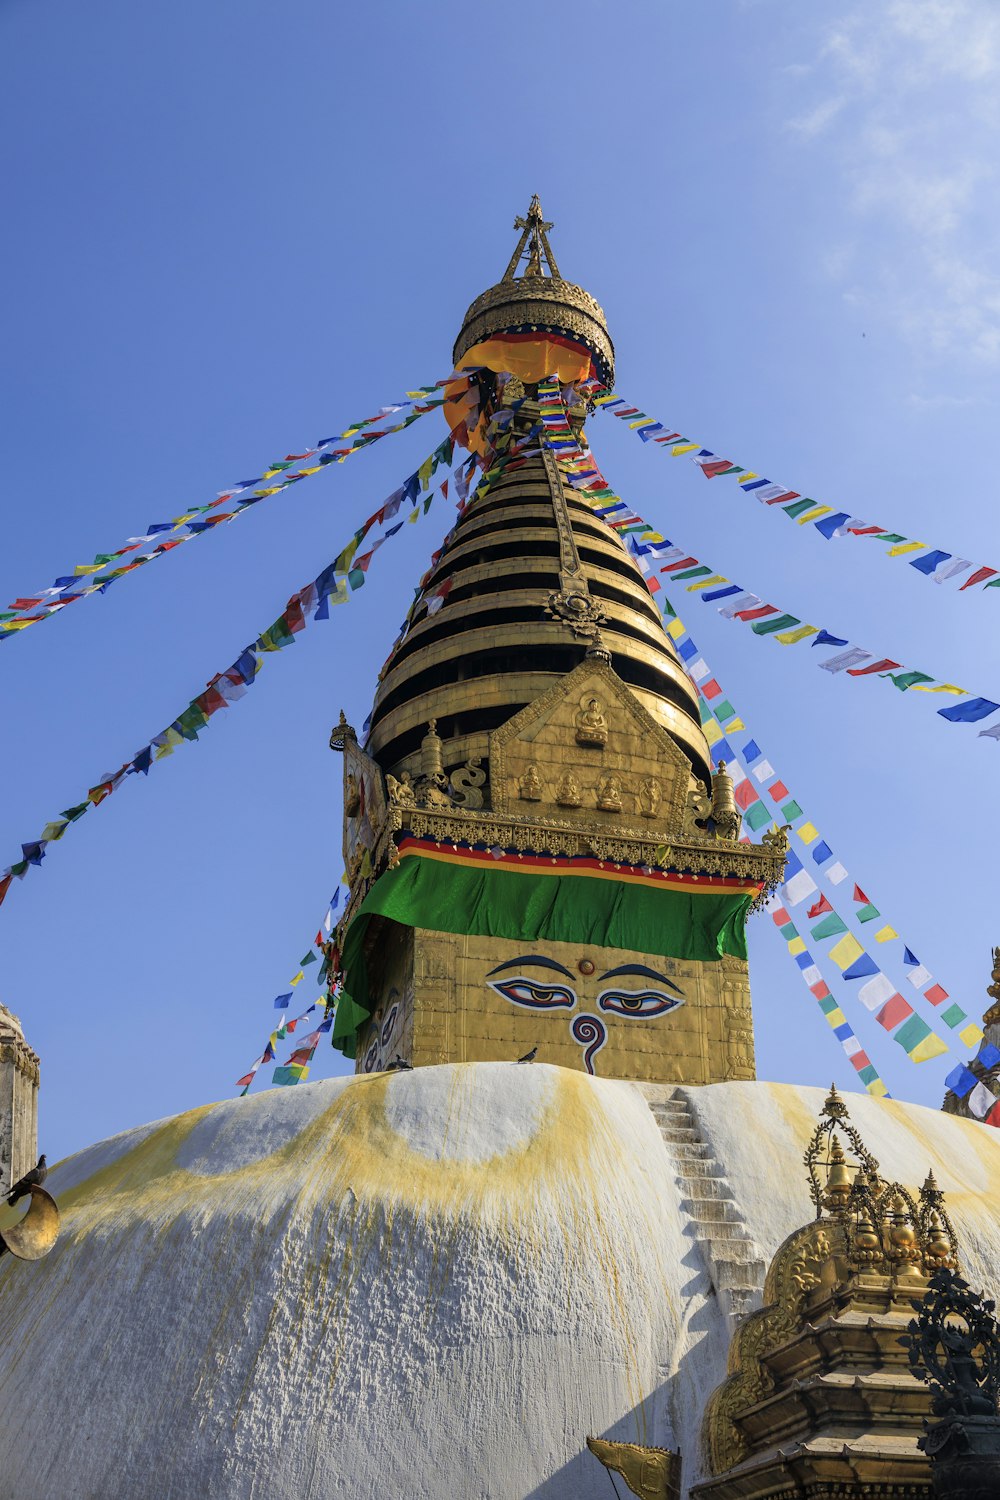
[698, 459, 734, 479]
[851, 1050, 872, 1070]
[985, 1100, 1000, 1128]
[847, 658, 901, 676]
[960, 565, 998, 590]
[764, 491, 800, 506]
[852, 884, 870, 905]
[0, 873, 11, 908]
[700, 679, 722, 699]
[924, 983, 949, 1006]
[734, 605, 779, 622]
[876, 993, 913, 1030]
[235, 1070, 257, 1088]
[734, 780, 757, 811]
[768, 780, 790, 801]
[810, 981, 831, 1000]
[661, 556, 698, 573]
[807, 894, 832, 919]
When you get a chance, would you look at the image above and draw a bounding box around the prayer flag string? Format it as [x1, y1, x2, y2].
[535, 380, 979, 1089]
[588, 385, 1000, 599]
[0, 373, 475, 646]
[533, 394, 1000, 737]
[0, 445, 463, 913]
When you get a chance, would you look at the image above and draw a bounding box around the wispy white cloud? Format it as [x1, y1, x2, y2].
[787, 0, 1000, 365]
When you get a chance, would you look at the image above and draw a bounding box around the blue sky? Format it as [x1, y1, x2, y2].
[2, 0, 998, 1159]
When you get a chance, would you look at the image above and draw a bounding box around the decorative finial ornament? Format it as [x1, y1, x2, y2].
[502, 194, 560, 282]
[329, 709, 356, 752]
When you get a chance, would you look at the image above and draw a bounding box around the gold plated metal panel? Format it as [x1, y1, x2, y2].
[0, 1186, 59, 1261]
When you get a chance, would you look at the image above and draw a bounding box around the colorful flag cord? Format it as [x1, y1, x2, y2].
[234, 440, 531, 1093]
[534, 382, 985, 1095]
[662, 608, 983, 1067]
[236, 888, 345, 1095]
[0, 372, 477, 646]
[588, 386, 1000, 600]
[0, 446, 461, 913]
[534, 385, 999, 734]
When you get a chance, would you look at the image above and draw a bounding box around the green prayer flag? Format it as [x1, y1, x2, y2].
[857, 903, 881, 922]
[60, 803, 90, 822]
[811, 911, 848, 940]
[752, 613, 801, 636]
[744, 801, 771, 832]
[780, 799, 803, 821]
[300, 951, 318, 966]
[941, 1003, 966, 1028]
[781, 499, 817, 519]
[888, 670, 935, 692]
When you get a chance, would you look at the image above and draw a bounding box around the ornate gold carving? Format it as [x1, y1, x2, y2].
[586, 1436, 682, 1500]
[344, 772, 361, 818]
[710, 760, 741, 842]
[450, 758, 487, 810]
[984, 944, 1000, 1026]
[723, 1009, 755, 1081]
[596, 772, 623, 812]
[546, 589, 607, 642]
[555, 772, 581, 808]
[575, 694, 609, 746]
[637, 778, 661, 818]
[682, 785, 713, 838]
[386, 771, 416, 808]
[518, 764, 543, 802]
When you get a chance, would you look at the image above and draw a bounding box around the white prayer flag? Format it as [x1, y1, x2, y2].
[859, 973, 896, 1011]
[906, 964, 933, 989]
[968, 1082, 996, 1119]
[827, 862, 849, 884]
[785, 870, 818, 906]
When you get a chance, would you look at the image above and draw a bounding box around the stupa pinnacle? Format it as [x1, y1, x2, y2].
[331, 200, 786, 1080]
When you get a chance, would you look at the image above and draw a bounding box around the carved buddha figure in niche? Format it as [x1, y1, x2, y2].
[555, 772, 582, 808]
[575, 695, 609, 748]
[596, 773, 623, 812]
[518, 763, 543, 802]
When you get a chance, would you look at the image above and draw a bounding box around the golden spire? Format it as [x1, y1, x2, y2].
[501, 194, 561, 281]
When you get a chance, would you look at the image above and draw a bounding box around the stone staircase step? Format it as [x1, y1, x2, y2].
[681, 1198, 743, 1223]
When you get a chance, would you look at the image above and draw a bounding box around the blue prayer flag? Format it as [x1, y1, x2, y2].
[742, 740, 762, 763]
[979, 1043, 1000, 1070]
[843, 954, 879, 981]
[815, 512, 851, 540]
[812, 630, 849, 649]
[812, 840, 833, 865]
[903, 948, 919, 966]
[273, 993, 292, 1010]
[910, 549, 952, 576]
[945, 1064, 978, 1098]
[939, 697, 1000, 723]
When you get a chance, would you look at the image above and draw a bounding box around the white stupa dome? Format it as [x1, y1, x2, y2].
[1, 1064, 999, 1499]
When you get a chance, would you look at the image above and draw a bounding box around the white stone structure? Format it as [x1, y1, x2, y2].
[1, 1064, 998, 1499]
[0, 1002, 38, 1199]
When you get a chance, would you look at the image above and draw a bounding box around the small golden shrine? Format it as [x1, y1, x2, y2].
[692, 1086, 958, 1499]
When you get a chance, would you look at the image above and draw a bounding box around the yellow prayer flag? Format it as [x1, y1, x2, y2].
[725, 717, 746, 732]
[825, 1008, 847, 1028]
[41, 821, 68, 842]
[775, 624, 819, 645]
[868, 1079, 890, 1098]
[788, 936, 806, 956]
[795, 506, 833, 525]
[671, 443, 698, 456]
[289, 970, 305, 987]
[0, 618, 35, 630]
[829, 933, 864, 971]
[644, 531, 665, 544]
[74, 564, 105, 576]
[704, 720, 723, 747]
[797, 821, 820, 845]
[959, 1023, 985, 1049]
[666, 618, 686, 640]
[689, 574, 728, 592]
[739, 473, 759, 484]
[627, 418, 652, 429]
[887, 541, 925, 557]
[297, 465, 322, 476]
[874, 924, 898, 943]
[408, 508, 419, 523]
[911, 682, 966, 695]
[911, 1032, 949, 1064]
[170, 512, 198, 526]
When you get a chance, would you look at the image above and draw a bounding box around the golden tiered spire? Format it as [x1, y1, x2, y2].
[501, 194, 561, 281]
